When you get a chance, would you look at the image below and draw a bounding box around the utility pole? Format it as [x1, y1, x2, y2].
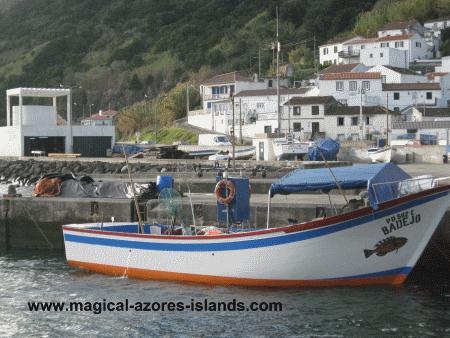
[359, 89, 365, 141]
[239, 98, 242, 144]
[276, 6, 281, 137]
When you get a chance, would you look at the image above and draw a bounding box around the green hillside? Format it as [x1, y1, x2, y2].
[0, 0, 448, 137]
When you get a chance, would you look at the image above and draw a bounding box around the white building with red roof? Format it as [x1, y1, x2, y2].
[318, 36, 364, 65]
[339, 34, 428, 67]
[81, 113, 113, 126]
[318, 72, 383, 107]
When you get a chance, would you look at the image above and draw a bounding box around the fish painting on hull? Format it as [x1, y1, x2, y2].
[364, 236, 408, 258]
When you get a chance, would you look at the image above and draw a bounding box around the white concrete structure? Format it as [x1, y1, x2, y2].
[367, 65, 427, 83]
[82, 113, 113, 126]
[361, 47, 407, 68]
[424, 18, 450, 39]
[318, 36, 364, 65]
[378, 20, 425, 38]
[318, 73, 383, 107]
[341, 34, 429, 66]
[382, 83, 442, 111]
[324, 105, 401, 142]
[279, 96, 338, 140]
[0, 87, 115, 157]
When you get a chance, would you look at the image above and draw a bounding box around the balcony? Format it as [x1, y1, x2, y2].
[338, 50, 360, 58]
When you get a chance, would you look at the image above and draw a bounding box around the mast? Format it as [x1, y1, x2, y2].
[276, 6, 281, 137]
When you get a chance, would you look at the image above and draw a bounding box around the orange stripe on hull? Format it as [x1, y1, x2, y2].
[67, 260, 408, 287]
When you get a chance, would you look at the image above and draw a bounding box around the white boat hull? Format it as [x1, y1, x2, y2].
[368, 148, 393, 163]
[273, 142, 314, 161]
[63, 185, 450, 287]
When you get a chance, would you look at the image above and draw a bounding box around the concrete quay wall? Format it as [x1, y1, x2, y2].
[1, 194, 450, 262]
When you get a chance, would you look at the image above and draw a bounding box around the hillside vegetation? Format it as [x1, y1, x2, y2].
[0, 0, 448, 141]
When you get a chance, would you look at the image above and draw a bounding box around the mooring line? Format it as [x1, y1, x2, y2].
[122, 249, 132, 278]
[19, 200, 54, 249]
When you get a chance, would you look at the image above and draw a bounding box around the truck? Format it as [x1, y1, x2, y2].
[198, 134, 232, 146]
[390, 139, 437, 146]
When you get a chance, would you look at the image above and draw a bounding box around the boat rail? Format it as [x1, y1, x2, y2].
[371, 176, 450, 205]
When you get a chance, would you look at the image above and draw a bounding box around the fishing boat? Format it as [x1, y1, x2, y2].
[62, 163, 450, 287]
[272, 136, 315, 161]
[368, 147, 394, 163]
[208, 147, 256, 160]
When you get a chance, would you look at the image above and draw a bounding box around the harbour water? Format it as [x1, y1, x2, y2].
[1, 249, 449, 338]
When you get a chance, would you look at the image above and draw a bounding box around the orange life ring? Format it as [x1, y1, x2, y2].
[249, 185, 252, 197]
[215, 179, 235, 204]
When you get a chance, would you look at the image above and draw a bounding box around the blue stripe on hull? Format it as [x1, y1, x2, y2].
[65, 191, 448, 252]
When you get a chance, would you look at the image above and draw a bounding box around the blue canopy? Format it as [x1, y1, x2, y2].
[269, 163, 411, 209]
[308, 138, 340, 161]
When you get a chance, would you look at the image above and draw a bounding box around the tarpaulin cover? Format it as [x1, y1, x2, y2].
[112, 145, 144, 156]
[33, 173, 157, 199]
[308, 138, 340, 161]
[269, 163, 412, 209]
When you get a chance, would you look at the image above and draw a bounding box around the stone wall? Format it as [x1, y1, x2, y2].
[337, 145, 448, 164]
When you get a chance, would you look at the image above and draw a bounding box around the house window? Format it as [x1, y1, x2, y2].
[212, 87, 216, 94]
[395, 41, 404, 48]
[381, 75, 386, 83]
[337, 134, 345, 141]
[293, 107, 301, 115]
[366, 116, 371, 125]
[323, 48, 328, 55]
[380, 42, 389, 48]
[311, 106, 319, 115]
[394, 92, 400, 100]
[264, 126, 272, 134]
[416, 42, 421, 48]
[349, 81, 357, 91]
[207, 102, 212, 109]
[351, 117, 358, 126]
[362, 81, 370, 90]
[337, 117, 344, 126]
[380, 53, 384, 57]
[336, 82, 344, 91]
[257, 103, 264, 109]
[426, 92, 433, 100]
[230, 85, 235, 93]
[334, 46, 338, 53]
[361, 45, 365, 49]
[268, 80, 273, 87]
[293, 122, 301, 131]
[370, 54, 373, 58]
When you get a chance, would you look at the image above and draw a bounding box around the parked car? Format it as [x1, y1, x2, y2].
[172, 141, 190, 145]
[140, 140, 156, 145]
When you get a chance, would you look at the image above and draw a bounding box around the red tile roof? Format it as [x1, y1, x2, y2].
[84, 113, 111, 121]
[344, 38, 378, 45]
[202, 71, 256, 85]
[320, 73, 381, 80]
[234, 88, 311, 97]
[380, 20, 418, 32]
[382, 83, 441, 91]
[427, 72, 450, 80]
[318, 63, 362, 75]
[320, 35, 364, 47]
[377, 34, 416, 42]
[326, 105, 399, 116]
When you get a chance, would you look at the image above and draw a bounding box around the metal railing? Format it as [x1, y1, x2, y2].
[371, 175, 450, 205]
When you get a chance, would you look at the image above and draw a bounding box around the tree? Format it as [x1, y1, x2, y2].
[288, 45, 314, 68]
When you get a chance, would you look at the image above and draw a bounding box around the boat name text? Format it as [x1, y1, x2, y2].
[382, 209, 421, 235]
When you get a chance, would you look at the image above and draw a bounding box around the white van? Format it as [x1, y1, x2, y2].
[198, 134, 232, 146]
